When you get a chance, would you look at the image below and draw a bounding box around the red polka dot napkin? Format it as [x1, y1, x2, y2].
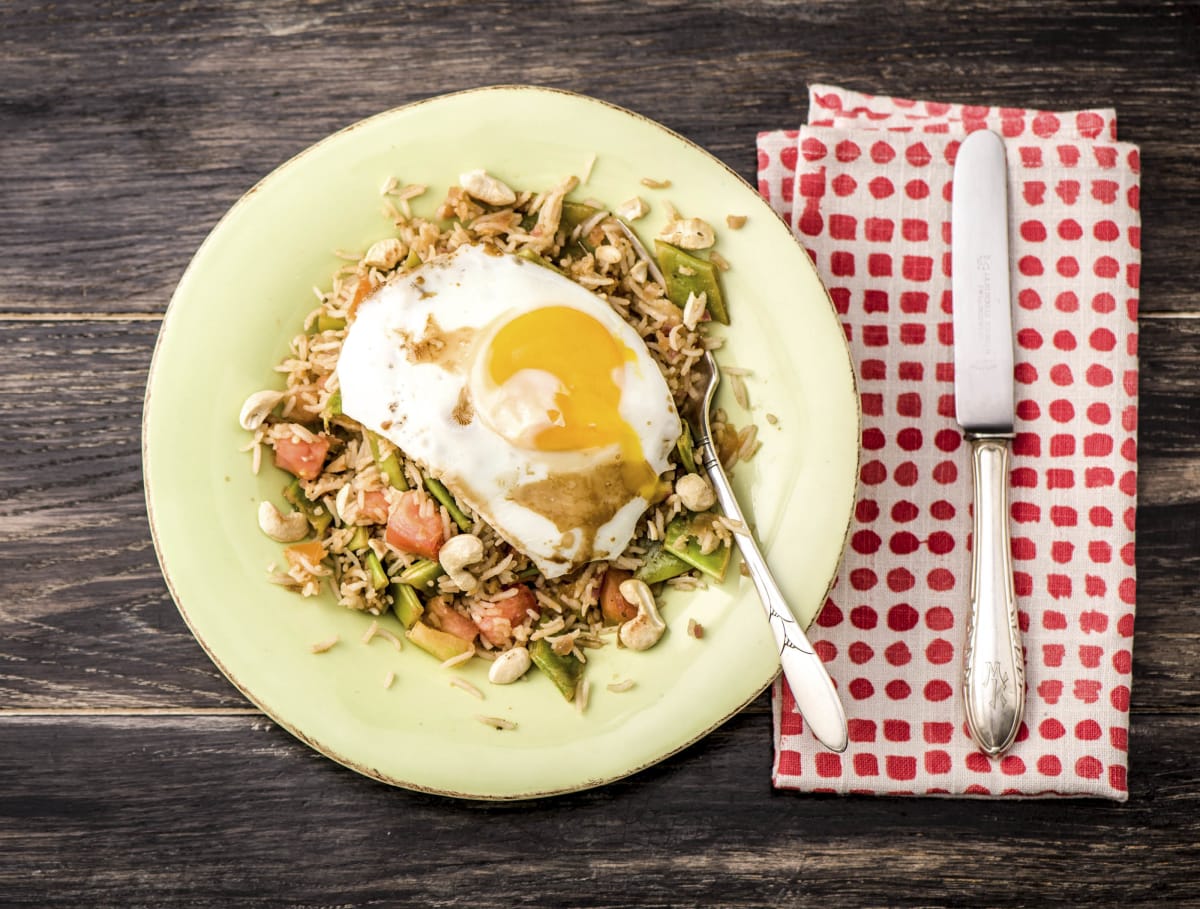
[757, 84, 1140, 798]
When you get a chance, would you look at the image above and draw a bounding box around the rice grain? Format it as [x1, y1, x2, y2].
[475, 715, 517, 730]
[450, 677, 484, 700]
[729, 372, 749, 410]
[310, 635, 339, 654]
[361, 620, 379, 644]
[374, 626, 404, 651]
[440, 647, 476, 669]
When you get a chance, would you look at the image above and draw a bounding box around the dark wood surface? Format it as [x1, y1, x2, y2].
[3, 2, 1198, 905]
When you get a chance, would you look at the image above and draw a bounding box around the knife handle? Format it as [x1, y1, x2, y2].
[963, 435, 1026, 757]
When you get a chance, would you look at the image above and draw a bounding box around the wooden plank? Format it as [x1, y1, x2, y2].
[0, 319, 243, 707]
[0, 710, 1196, 906]
[0, 1, 1195, 313]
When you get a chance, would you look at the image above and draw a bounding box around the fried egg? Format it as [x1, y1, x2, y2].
[337, 244, 681, 578]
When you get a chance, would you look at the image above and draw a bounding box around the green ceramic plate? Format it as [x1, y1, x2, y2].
[143, 86, 859, 799]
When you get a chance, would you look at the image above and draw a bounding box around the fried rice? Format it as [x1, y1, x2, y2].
[241, 167, 757, 687]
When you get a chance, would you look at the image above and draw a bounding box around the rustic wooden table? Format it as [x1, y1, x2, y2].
[3, 2, 1198, 905]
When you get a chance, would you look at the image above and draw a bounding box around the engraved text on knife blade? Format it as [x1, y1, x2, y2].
[975, 253, 992, 353]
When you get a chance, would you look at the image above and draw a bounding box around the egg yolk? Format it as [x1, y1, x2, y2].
[485, 305, 659, 498]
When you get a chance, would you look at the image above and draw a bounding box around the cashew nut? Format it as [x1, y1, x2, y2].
[528, 175, 579, 250]
[488, 646, 532, 685]
[616, 196, 649, 221]
[458, 169, 517, 206]
[239, 390, 285, 431]
[594, 244, 623, 266]
[438, 533, 485, 593]
[334, 483, 356, 525]
[362, 237, 405, 270]
[257, 501, 310, 542]
[659, 217, 716, 250]
[676, 473, 716, 512]
[682, 291, 707, 330]
[617, 579, 667, 651]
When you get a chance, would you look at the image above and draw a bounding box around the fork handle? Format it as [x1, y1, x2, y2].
[700, 448, 849, 753]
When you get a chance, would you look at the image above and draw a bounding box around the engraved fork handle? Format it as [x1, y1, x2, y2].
[699, 444, 849, 753]
[962, 436, 1026, 757]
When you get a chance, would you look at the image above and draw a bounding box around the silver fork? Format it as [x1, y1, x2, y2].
[684, 350, 849, 753]
[616, 220, 847, 751]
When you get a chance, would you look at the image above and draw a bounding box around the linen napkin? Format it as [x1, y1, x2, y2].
[757, 84, 1140, 799]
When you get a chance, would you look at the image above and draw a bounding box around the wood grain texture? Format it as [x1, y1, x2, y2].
[0, 319, 243, 709]
[1, 0, 1198, 905]
[1, 1, 1197, 314]
[0, 712, 1197, 908]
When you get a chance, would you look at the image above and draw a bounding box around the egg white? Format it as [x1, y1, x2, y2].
[336, 244, 681, 578]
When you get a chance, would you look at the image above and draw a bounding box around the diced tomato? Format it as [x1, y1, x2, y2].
[357, 490, 391, 525]
[600, 568, 637, 625]
[284, 540, 325, 571]
[273, 433, 330, 480]
[475, 585, 540, 648]
[424, 596, 479, 643]
[385, 490, 445, 559]
[500, 585, 540, 622]
[474, 614, 512, 649]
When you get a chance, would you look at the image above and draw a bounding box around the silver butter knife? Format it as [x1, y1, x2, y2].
[951, 129, 1026, 757]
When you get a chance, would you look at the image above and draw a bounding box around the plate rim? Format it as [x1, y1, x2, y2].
[142, 83, 861, 800]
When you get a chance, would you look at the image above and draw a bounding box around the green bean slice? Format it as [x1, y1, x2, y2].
[653, 240, 729, 325]
[663, 512, 732, 582]
[367, 430, 409, 491]
[365, 551, 389, 590]
[283, 479, 331, 536]
[346, 525, 371, 552]
[390, 582, 424, 628]
[424, 477, 472, 532]
[676, 421, 696, 474]
[316, 314, 346, 332]
[398, 559, 444, 590]
[633, 542, 692, 585]
[530, 639, 583, 702]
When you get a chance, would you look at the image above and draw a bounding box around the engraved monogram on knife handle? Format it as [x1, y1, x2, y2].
[962, 435, 1025, 756]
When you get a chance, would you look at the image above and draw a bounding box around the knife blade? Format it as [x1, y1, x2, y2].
[951, 129, 1026, 758]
